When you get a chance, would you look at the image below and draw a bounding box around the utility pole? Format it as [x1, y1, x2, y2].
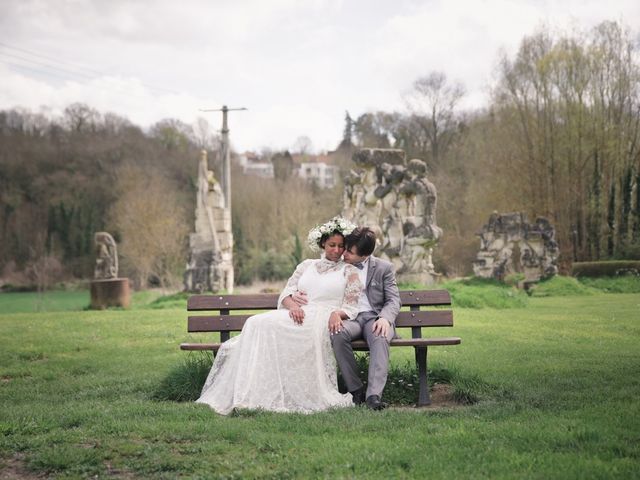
[199, 105, 247, 211]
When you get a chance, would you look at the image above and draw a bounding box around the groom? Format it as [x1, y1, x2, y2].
[293, 226, 401, 409]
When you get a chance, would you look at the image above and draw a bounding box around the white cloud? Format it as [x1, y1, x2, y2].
[0, 0, 638, 152]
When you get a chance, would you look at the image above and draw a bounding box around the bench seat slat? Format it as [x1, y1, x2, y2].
[188, 310, 453, 332]
[180, 336, 461, 351]
[187, 289, 452, 311]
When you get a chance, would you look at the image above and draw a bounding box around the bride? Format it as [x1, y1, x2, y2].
[197, 217, 363, 414]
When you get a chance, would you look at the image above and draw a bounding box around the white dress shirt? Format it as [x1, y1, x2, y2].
[355, 257, 373, 313]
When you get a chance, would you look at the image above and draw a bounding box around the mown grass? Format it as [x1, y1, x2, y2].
[0, 288, 169, 314]
[4, 275, 636, 315]
[1, 288, 639, 478]
[0, 290, 91, 314]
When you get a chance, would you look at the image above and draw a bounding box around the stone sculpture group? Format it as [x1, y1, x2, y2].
[473, 212, 559, 284]
[88, 147, 559, 301]
[342, 148, 442, 285]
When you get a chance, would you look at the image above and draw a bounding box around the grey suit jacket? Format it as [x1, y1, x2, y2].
[362, 256, 401, 325]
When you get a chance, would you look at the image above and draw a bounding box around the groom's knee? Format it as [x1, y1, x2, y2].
[330, 329, 349, 348]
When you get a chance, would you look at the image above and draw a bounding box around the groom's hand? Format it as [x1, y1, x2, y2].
[328, 311, 343, 335]
[291, 291, 308, 306]
[372, 317, 391, 338]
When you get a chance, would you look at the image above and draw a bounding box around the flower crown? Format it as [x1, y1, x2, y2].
[307, 216, 357, 252]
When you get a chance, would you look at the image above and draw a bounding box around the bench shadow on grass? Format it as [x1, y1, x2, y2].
[153, 352, 510, 409]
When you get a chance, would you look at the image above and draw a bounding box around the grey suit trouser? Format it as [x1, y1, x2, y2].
[331, 311, 395, 398]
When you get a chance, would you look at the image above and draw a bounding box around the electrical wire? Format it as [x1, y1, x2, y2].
[0, 41, 185, 97]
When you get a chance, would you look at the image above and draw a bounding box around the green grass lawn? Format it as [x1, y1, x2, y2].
[1, 289, 639, 478]
[0, 289, 169, 314]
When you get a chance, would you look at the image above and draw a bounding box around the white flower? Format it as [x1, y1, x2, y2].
[306, 216, 358, 253]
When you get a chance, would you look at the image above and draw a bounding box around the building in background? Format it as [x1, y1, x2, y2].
[238, 152, 274, 178]
[239, 151, 339, 188]
[297, 161, 338, 189]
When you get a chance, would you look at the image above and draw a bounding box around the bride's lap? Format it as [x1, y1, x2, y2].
[244, 307, 323, 334]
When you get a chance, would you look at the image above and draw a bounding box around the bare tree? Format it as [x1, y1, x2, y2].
[403, 72, 465, 166]
[63, 103, 101, 133]
[109, 164, 189, 290]
[492, 21, 640, 262]
[292, 135, 313, 155]
[193, 116, 219, 150]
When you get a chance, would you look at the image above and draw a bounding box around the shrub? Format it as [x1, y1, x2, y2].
[577, 276, 640, 293]
[437, 277, 529, 309]
[148, 291, 190, 309]
[255, 249, 292, 281]
[571, 261, 640, 278]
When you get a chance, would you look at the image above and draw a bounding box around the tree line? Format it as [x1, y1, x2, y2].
[0, 20, 638, 289]
[0, 104, 203, 289]
[345, 21, 640, 274]
[0, 103, 337, 289]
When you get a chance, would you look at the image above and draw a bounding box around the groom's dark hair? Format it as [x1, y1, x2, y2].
[345, 227, 376, 256]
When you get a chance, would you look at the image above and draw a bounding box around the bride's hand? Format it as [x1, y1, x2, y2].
[289, 306, 305, 325]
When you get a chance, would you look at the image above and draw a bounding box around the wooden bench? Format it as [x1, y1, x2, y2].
[181, 289, 460, 406]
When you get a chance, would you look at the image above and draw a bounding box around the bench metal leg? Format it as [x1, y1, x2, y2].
[415, 346, 431, 406]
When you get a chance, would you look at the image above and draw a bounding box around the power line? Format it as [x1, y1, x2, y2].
[0, 56, 156, 103]
[0, 50, 99, 82]
[0, 41, 184, 96]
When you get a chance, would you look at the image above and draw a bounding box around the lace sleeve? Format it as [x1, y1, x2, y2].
[340, 264, 363, 320]
[277, 259, 314, 309]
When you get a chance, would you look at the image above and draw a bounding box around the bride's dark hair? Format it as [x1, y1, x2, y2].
[318, 230, 345, 249]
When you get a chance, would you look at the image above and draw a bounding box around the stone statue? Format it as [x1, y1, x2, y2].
[91, 231, 130, 309]
[342, 148, 442, 285]
[472, 212, 559, 284]
[184, 150, 234, 293]
[94, 232, 118, 279]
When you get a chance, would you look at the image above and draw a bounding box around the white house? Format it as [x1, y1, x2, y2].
[298, 162, 338, 189]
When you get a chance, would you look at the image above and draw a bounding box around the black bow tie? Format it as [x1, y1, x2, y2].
[353, 262, 364, 270]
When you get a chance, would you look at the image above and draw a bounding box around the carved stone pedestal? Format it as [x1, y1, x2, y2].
[90, 278, 131, 309]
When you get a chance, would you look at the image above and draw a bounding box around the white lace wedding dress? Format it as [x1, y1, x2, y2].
[196, 258, 362, 414]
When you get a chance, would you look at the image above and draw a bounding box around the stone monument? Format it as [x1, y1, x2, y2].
[90, 232, 130, 309]
[184, 150, 234, 293]
[342, 148, 442, 285]
[472, 212, 559, 284]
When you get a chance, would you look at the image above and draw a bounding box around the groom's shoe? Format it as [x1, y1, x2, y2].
[350, 387, 365, 406]
[366, 395, 387, 411]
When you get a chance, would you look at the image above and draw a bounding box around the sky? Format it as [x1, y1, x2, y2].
[0, 0, 638, 153]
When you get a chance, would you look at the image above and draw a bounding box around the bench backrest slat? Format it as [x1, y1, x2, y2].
[188, 310, 452, 333]
[400, 290, 451, 306]
[188, 294, 278, 310]
[187, 289, 451, 311]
